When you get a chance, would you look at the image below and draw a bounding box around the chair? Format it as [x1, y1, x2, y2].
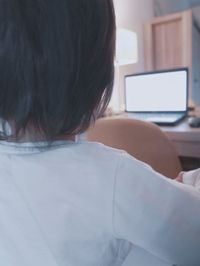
[87, 117, 182, 178]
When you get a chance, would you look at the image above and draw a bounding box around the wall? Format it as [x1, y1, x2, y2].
[154, 0, 200, 17]
[110, 0, 154, 112]
[114, 0, 154, 72]
[154, 0, 190, 16]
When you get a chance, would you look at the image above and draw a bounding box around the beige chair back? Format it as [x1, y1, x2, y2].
[87, 118, 182, 178]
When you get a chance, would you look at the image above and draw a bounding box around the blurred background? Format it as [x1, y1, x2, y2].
[113, 0, 200, 109]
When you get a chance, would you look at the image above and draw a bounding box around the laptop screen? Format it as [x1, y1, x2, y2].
[125, 69, 188, 112]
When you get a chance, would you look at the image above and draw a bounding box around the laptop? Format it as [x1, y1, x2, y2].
[124, 68, 188, 126]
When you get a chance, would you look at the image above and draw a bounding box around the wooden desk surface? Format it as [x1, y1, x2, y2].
[160, 118, 200, 158]
[160, 117, 200, 142]
[111, 113, 200, 158]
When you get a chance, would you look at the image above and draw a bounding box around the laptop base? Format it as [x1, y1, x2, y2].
[126, 113, 187, 126]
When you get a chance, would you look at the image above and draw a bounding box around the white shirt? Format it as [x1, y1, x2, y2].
[0, 140, 199, 266]
[182, 169, 200, 191]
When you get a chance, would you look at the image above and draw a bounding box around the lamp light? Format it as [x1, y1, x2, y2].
[115, 28, 138, 65]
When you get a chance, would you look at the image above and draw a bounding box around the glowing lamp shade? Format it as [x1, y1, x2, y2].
[115, 28, 138, 66]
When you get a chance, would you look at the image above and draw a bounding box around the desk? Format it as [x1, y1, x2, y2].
[115, 113, 200, 159]
[160, 118, 200, 159]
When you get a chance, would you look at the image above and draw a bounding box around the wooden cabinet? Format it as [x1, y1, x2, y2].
[144, 10, 193, 97]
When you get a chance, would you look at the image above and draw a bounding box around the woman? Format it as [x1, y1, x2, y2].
[0, 1, 199, 266]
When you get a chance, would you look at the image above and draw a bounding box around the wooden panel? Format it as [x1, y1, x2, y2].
[153, 19, 182, 69]
[144, 23, 154, 70]
[182, 10, 193, 96]
[182, 10, 192, 68]
[144, 10, 192, 71]
[149, 12, 182, 25]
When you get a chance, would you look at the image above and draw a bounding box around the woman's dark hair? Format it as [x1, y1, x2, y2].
[0, 0, 116, 141]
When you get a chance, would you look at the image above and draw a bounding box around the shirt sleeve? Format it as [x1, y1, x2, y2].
[182, 169, 200, 192]
[113, 152, 200, 266]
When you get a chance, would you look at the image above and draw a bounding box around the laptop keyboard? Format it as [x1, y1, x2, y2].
[130, 113, 182, 119]
[127, 113, 185, 124]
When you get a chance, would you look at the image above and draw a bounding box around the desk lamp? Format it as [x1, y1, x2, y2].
[109, 28, 138, 113]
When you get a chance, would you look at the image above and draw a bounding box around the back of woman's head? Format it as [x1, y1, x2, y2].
[0, 0, 115, 141]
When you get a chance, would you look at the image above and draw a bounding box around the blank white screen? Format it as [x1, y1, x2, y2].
[125, 70, 187, 112]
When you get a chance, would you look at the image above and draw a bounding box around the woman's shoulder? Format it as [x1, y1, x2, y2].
[77, 140, 125, 156]
[76, 140, 147, 168]
[72, 140, 150, 177]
